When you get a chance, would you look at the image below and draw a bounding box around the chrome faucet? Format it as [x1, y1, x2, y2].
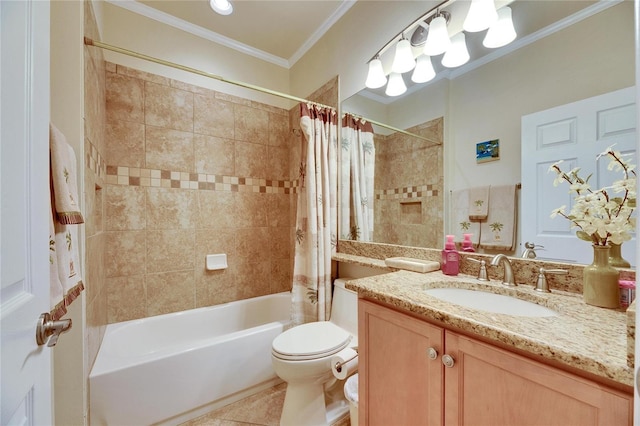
[490, 254, 516, 286]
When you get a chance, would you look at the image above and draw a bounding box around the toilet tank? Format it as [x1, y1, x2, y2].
[330, 278, 358, 339]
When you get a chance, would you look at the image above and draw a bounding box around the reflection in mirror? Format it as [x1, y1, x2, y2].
[340, 0, 634, 262]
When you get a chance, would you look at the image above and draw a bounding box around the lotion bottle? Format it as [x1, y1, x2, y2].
[442, 235, 460, 276]
[462, 233, 475, 252]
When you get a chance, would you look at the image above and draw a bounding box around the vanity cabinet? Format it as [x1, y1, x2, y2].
[358, 299, 633, 426]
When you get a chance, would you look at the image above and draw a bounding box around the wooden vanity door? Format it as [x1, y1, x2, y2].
[444, 331, 633, 426]
[359, 299, 444, 426]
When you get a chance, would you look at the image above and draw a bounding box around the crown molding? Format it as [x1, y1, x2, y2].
[106, 0, 290, 68]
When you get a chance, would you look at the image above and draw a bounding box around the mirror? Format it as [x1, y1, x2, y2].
[340, 0, 635, 259]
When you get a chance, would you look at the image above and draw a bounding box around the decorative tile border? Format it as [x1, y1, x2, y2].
[86, 142, 106, 179]
[106, 165, 298, 194]
[376, 184, 438, 200]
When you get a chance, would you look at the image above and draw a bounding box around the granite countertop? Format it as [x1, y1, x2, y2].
[345, 269, 634, 388]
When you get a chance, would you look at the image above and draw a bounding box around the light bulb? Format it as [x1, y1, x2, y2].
[463, 0, 498, 32]
[385, 73, 407, 97]
[210, 0, 233, 15]
[411, 55, 436, 84]
[391, 38, 416, 74]
[423, 15, 451, 56]
[483, 6, 517, 48]
[442, 33, 469, 68]
[365, 58, 387, 89]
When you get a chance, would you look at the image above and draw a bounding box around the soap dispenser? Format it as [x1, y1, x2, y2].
[462, 233, 475, 252]
[442, 235, 460, 276]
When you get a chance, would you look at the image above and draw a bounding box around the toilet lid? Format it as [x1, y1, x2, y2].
[272, 322, 351, 361]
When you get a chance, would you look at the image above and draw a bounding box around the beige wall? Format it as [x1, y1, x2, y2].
[103, 64, 294, 322]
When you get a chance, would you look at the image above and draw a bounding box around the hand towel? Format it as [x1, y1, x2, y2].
[49, 201, 67, 320]
[451, 189, 480, 246]
[468, 186, 490, 221]
[480, 184, 517, 250]
[50, 124, 84, 225]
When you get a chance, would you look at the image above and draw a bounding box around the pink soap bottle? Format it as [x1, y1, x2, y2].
[462, 233, 475, 252]
[442, 235, 460, 276]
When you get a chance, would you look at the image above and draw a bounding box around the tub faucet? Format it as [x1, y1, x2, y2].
[490, 254, 516, 286]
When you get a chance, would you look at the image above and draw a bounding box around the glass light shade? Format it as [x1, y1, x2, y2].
[442, 33, 470, 68]
[463, 0, 498, 32]
[210, 0, 233, 15]
[483, 7, 517, 48]
[423, 15, 451, 56]
[385, 72, 407, 97]
[391, 38, 416, 74]
[365, 58, 387, 89]
[411, 55, 436, 84]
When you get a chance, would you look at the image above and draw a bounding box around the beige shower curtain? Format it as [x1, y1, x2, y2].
[291, 103, 338, 325]
[340, 114, 375, 241]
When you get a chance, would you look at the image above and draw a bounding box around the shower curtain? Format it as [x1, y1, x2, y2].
[291, 103, 338, 325]
[340, 114, 375, 241]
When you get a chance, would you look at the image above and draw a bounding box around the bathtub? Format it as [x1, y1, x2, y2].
[89, 292, 292, 426]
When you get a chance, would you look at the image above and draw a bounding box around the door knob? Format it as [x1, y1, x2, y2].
[36, 312, 72, 347]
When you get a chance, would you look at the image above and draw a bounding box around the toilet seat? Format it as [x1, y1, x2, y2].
[272, 321, 351, 361]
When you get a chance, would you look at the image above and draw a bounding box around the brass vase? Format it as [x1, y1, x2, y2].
[583, 244, 620, 309]
[608, 242, 630, 268]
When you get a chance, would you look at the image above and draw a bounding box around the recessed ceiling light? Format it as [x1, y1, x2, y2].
[210, 0, 233, 16]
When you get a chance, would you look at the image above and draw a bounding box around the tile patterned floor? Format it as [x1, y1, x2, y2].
[181, 383, 351, 426]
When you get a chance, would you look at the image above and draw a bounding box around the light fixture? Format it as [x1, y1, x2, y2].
[385, 73, 407, 97]
[365, 56, 387, 89]
[483, 6, 517, 48]
[411, 55, 436, 84]
[442, 32, 469, 68]
[423, 13, 451, 56]
[210, 0, 233, 15]
[391, 36, 416, 74]
[463, 0, 498, 32]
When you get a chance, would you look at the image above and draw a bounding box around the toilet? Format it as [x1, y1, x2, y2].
[272, 278, 358, 426]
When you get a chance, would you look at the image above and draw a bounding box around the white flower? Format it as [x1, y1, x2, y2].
[549, 144, 636, 246]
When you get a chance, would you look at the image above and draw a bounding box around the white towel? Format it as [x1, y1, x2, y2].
[50, 124, 84, 225]
[451, 189, 480, 246]
[468, 186, 490, 221]
[49, 203, 66, 319]
[480, 185, 517, 250]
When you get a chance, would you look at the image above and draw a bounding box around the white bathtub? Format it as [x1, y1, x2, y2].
[89, 292, 292, 426]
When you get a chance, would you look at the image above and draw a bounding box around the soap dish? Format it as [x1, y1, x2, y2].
[384, 257, 440, 273]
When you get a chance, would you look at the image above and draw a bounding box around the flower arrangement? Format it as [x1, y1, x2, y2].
[548, 145, 636, 246]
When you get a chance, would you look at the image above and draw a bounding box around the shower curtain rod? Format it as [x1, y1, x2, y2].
[85, 38, 435, 143]
[84, 38, 335, 111]
[342, 112, 441, 145]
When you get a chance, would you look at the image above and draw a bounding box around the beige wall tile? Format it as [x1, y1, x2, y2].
[195, 229, 237, 307]
[145, 126, 194, 171]
[235, 257, 270, 300]
[116, 64, 170, 86]
[106, 120, 145, 168]
[107, 275, 147, 322]
[234, 104, 269, 144]
[268, 112, 289, 147]
[105, 184, 146, 231]
[266, 146, 289, 181]
[105, 231, 146, 277]
[194, 134, 235, 175]
[146, 188, 199, 230]
[235, 141, 267, 178]
[197, 191, 236, 229]
[146, 270, 194, 316]
[106, 72, 144, 123]
[270, 259, 292, 293]
[145, 81, 194, 132]
[194, 94, 235, 139]
[235, 192, 267, 228]
[235, 227, 270, 259]
[85, 233, 105, 306]
[267, 193, 290, 228]
[146, 229, 195, 273]
[268, 227, 291, 260]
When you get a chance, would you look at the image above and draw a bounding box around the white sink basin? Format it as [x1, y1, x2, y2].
[425, 288, 558, 317]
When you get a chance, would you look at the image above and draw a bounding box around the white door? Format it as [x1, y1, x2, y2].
[521, 87, 636, 264]
[1, 0, 52, 424]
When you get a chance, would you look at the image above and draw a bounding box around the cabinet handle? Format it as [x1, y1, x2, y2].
[427, 347, 438, 360]
[442, 354, 455, 368]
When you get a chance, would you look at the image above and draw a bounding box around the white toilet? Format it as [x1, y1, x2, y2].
[272, 278, 358, 426]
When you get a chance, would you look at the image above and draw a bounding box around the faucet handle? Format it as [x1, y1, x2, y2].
[535, 267, 568, 293]
[467, 258, 488, 281]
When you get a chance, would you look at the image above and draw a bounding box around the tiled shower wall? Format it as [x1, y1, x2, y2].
[374, 117, 444, 248]
[104, 64, 295, 323]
